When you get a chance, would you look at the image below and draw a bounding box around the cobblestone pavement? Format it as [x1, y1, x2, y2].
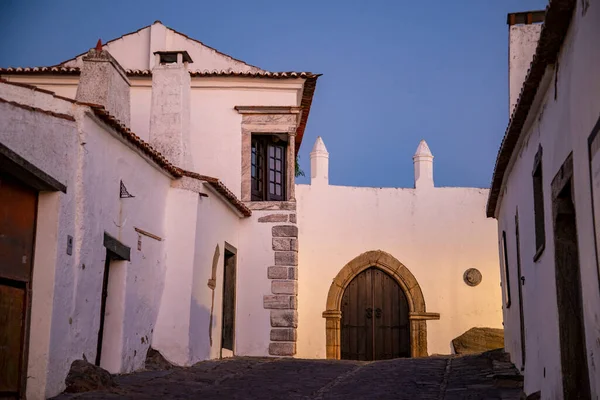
[51, 350, 523, 400]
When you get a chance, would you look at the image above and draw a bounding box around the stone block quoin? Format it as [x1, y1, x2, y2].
[266, 222, 298, 356]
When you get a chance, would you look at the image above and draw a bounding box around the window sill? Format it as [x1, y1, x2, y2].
[533, 243, 545, 262]
[244, 200, 296, 211]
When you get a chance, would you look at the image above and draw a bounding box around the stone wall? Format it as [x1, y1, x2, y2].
[259, 212, 298, 356]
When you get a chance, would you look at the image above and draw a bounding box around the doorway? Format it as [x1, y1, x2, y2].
[95, 252, 112, 366]
[96, 233, 130, 367]
[340, 267, 410, 361]
[0, 172, 37, 399]
[514, 212, 526, 369]
[551, 153, 590, 399]
[221, 245, 237, 356]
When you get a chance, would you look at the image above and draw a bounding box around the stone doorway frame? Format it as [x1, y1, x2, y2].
[322, 250, 440, 359]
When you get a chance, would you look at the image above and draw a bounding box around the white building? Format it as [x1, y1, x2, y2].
[0, 21, 501, 399]
[487, 2, 600, 399]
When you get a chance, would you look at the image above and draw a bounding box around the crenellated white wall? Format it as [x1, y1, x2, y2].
[296, 138, 502, 358]
[495, 3, 600, 397]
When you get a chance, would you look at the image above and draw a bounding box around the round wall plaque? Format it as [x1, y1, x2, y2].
[463, 268, 482, 287]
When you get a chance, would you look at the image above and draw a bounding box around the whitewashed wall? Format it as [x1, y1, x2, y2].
[0, 85, 78, 400]
[62, 22, 261, 72]
[295, 173, 502, 359]
[41, 111, 172, 397]
[496, 2, 600, 397]
[0, 82, 175, 398]
[191, 192, 242, 361]
[3, 77, 304, 198]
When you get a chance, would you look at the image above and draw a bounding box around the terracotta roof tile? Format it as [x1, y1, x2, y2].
[178, 170, 252, 217]
[0, 68, 320, 154]
[0, 66, 80, 74]
[487, 0, 576, 218]
[85, 104, 251, 217]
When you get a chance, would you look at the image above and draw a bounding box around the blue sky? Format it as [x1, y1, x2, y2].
[0, 0, 547, 188]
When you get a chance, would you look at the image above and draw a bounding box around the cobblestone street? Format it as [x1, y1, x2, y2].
[51, 350, 523, 399]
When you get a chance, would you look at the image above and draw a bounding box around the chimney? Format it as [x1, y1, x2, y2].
[76, 40, 131, 126]
[149, 51, 194, 168]
[310, 136, 329, 185]
[508, 10, 545, 115]
[413, 140, 433, 189]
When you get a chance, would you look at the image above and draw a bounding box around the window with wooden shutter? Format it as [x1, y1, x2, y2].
[251, 134, 286, 201]
[532, 145, 546, 261]
[501, 231, 512, 308]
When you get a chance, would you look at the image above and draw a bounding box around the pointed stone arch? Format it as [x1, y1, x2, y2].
[322, 250, 440, 359]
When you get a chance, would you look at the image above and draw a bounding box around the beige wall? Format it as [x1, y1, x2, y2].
[296, 181, 502, 358]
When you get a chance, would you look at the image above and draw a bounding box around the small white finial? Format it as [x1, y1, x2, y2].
[413, 139, 434, 189]
[413, 139, 433, 158]
[311, 136, 328, 154]
[310, 136, 329, 185]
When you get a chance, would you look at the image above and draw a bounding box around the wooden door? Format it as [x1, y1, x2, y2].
[95, 254, 111, 366]
[0, 172, 37, 399]
[515, 212, 526, 369]
[552, 173, 591, 399]
[341, 267, 410, 361]
[221, 250, 236, 352]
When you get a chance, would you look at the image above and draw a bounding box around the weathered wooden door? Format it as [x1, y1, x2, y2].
[0, 172, 37, 399]
[95, 253, 112, 366]
[551, 162, 591, 399]
[221, 250, 237, 352]
[515, 212, 526, 369]
[341, 267, 410, 361]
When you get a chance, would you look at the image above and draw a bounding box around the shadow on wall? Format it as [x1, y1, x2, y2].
[189, 301, 214, 362]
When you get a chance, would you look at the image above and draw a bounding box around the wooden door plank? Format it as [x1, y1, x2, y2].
[341, 268, 373, 361]
[221, 253, 236, 351]
[0, 283, 26, 394]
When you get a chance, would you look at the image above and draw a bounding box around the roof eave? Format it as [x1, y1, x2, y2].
[486, 0, 576, 218]
[295, 74, 321, 155]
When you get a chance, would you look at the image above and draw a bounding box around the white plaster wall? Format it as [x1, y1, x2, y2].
[63, 27, 151, 70]
[27, 192, 65, 400]
[296, 184, 502, 359]
[130, 84, 152, 142]
[496, 3, 600, 397]
[40, 111, 171, 396]
[0, 84, 173, 397]
[0, 83, 73, 115]
[236, 211, 282, 356]
[0, 92, 76, 188]
[189, 81, 301, 195]
[62, 22, 261, 72]
[165, 27, 261, 72]
[2, 76, 303, 200]
[509, 24, 542, 115]
[190, 191, 241, 362]
[153, 188, 197, 365]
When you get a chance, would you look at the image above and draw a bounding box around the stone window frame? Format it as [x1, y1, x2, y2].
[322, 250, 440, 359]
[235, 106, 301, 210]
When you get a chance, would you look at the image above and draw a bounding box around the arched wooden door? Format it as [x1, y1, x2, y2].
[340, 267, 410, 360]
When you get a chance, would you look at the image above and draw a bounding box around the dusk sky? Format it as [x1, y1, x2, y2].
[0, 0, 548, 188]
